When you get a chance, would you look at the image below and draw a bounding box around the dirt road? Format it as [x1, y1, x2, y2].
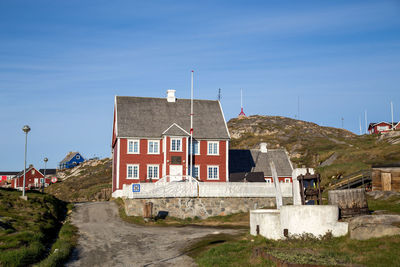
[67, 201, 241, 267]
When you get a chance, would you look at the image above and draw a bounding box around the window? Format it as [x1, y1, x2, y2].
[207, 166, 219, 180]
[265, 178, 272, 183]
[207, 141, 219, 155]
[285, 178, 291, 183]
[171, 138, 182, 152]
[76, 155, 80, 159]
[127, 164, 139, 179]
[147, 165, 159, 179]
[190, 140, 199, 155]
[148, 140, 160, 154]
[127, 139, 140, 154]
[188, 165, 199, 178]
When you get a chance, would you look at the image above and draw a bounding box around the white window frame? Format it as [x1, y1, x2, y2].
[170, 138, 182, 152]
[127, 139, 140, 154]
[284, 178, 291, 183]
[265, 178, 272, 183]
[127, 164, 139, 179]
[147, 140, 160, 154]
[147, 164, 160, 180]
[207, 141, 219, 155]
[207, 165, 219, 180]
[190, 140, 200, 155]
[188, 165, 200, 179]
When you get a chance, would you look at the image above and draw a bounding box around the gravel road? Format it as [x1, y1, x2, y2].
[67, 201, 242, 267]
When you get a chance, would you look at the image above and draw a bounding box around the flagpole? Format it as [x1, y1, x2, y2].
[190, 70, 194, 180]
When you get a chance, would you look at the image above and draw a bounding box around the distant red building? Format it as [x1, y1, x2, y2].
[368, 121, 399, 134]
[11, 165, 50, 190]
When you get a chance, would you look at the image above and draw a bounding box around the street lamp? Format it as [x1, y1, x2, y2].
[22, 125, 31, 199]
[42, 157, 48, 193]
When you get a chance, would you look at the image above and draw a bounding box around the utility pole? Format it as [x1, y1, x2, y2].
[365, 110, 368, 134]
[341, 117, 344, 129]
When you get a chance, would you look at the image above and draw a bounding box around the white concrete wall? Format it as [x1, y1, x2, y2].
[280, 205, 348, 238]
[250, 205, 348, 240]
[112, 182, 293, 199]
[250, 210, 282, 240]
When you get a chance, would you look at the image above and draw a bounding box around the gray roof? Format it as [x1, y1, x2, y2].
[229, 149, 293, 177]
[116, 96, 230, 139]
[60, 152, 80, 164]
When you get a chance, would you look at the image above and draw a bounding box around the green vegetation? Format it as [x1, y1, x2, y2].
[114, 198, 249, 228]
[188, 234, 274, 267]
[192, 232, 400, 267]
[45, 158, 112, 202]
[367, 194, 400, 214]
[228, 115, 400, 186]
[0, 188, 67, 266]
[35, 220, 78, 267]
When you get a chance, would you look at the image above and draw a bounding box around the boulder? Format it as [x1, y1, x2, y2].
[349, 214, 400, 240]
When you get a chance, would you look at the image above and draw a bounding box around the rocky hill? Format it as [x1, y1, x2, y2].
[45, 158, 112, 202]
[228, 115, 400, 185]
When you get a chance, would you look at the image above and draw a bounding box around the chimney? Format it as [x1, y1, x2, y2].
[260, 143, 268, 153]
[167, 89, 176, 103]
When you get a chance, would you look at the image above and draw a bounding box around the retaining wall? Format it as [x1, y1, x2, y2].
[124, 197, 292, 219]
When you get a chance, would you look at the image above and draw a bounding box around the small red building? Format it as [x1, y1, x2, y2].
[11, 165, 51, 190]
[368, 121, 398, 134]
[111, 90, 231, 194]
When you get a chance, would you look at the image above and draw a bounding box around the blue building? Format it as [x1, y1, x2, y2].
[59, 152, 85, 169]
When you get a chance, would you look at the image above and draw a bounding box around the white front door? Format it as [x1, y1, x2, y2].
[169, 165, 183, 181]
[34, 178, 39, 187]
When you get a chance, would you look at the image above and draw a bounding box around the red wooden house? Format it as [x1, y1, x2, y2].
[111, 90, 231, 193]
[11, 165, 51, 190]
[368, 121, 399, 134]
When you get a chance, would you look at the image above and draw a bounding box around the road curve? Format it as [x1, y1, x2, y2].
[67, 201, 241, 267]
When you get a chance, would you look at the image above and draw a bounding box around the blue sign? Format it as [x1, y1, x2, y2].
[132, 184, 140, 192]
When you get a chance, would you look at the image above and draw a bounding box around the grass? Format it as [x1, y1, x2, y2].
[114, 198, 249, 228]
[192, 232, 400, 267]
[0, 188, 68, 266]
[367, 194, 400, 214]
[34, 220, 79, 267]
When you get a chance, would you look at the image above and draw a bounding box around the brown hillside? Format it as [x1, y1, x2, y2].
[228, 115, 400, 185]
[45, 158, 112, 202]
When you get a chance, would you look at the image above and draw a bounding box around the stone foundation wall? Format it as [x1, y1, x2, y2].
[124, 197, 292, 219]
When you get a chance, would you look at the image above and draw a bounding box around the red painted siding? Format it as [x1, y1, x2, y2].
[193, 140, 227, 182]
[114, 137, 228, 191]
[118, 138, 164, 188]
[11, 168, 49, 189]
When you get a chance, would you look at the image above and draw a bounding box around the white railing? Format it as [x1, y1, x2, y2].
[112, 181, 293, 199]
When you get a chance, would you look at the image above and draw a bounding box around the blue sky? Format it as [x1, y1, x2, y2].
[1, 0, 399, 170]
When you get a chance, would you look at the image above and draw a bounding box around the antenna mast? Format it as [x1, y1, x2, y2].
[218, 88, 222, 101]
[359, 117, 362, 135]
[238, 88, 246, 118]
[190, 70, 194, 179]
[391, 101, 394, 130]
[365, 110, 368, 134]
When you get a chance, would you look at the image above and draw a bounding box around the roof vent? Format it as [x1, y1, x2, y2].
[260, 143, 268, 153]
[167, 89, 176, 103]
